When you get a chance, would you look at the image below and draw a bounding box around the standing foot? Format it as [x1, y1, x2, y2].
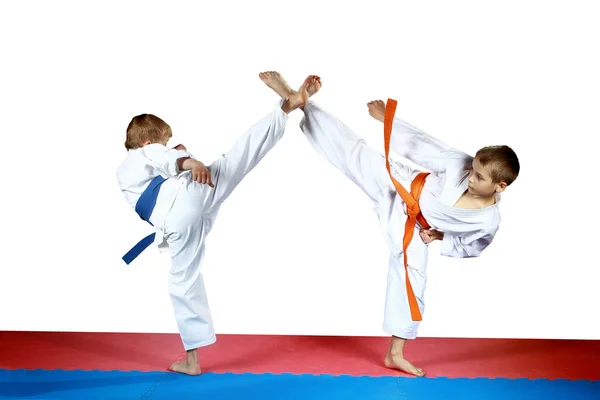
[168, 349, 202, 376]
[384, 351, 425, 377]
[383, 336, 425, 377]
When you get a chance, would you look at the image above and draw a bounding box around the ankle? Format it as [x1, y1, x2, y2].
[388, 349, 404, 358]
[388, 336, 407, 358]
[186, 349, 198, 361]
[281, 100, 295, 114]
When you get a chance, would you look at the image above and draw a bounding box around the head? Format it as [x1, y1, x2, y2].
[467, 145, 520, 197]
[124, 114, 173, 150]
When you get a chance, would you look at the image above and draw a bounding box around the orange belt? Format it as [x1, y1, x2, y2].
[383, 98, 431, 322]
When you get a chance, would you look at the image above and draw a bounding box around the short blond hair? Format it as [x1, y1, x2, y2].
[475, 145, 520, 186]
[125, 114, 172, 150]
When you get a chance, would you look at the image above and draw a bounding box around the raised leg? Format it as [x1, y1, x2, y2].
[202, 72, 302, 213]
[299, 100, 392, 206]
[367, 98, 470, 175]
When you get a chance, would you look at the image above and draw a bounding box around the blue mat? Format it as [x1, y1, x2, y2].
[1, 369, 598, 400]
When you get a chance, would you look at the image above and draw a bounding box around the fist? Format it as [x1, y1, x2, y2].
[419, 229, 443, 244]
[367, 100, 386, 122]
[192, 164, 214, 187]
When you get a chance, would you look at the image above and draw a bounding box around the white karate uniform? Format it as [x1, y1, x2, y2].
[299, 101, 501, 339]
[117, 100, 288, 350]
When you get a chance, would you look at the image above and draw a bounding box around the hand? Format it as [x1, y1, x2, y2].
[173, 144, 187, 151]
[192, 163, 214, 187]
[419, 229, 443, 244]
[367, 100, 386, 122]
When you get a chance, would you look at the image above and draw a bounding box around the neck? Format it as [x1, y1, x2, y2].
[469, 191, 496, 206]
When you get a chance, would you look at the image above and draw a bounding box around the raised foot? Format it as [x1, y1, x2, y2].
[384, 352, 425, 377]
[305, 75, 322, 97]
[259, 71, 294, 99]
[280, 76, 313, 113]
[168, 359, 202, 376]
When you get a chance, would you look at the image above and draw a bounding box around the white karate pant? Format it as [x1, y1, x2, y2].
[299, 100, 429, 340]
[162, 100, 288, 351]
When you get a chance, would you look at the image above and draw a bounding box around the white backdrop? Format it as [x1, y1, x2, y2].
[1, 1, 599, 340]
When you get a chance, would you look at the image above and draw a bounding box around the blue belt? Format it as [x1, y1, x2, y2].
[122, 175, 167, 265]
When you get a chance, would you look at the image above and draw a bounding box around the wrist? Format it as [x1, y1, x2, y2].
[177, 157, 202, 171]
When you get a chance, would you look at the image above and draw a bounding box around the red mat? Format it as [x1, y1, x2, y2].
[1, 331, 598, 380]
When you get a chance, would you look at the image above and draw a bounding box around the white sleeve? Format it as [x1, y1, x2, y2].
[390, 118, 472, 173]
[439, 226, 499, 258]
[141, 143, 192, 177]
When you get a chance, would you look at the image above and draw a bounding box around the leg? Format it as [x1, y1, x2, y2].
[367, 99, 471, 175]
[299, 99, 392, 205]
[163, 203, 216, 375]
[262, 72, 388, 203]
[384, 336, 424, 377]
[382, 237, 429, 377]
[203, 72, 307, 214]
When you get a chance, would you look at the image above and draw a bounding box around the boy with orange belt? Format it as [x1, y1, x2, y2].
[292, 75, 520, 376]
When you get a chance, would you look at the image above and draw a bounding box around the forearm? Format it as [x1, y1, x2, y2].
[177, 157, 204, 171]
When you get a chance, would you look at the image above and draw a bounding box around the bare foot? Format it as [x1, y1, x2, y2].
[294, 74, 322, 111]
[259, 71, 294, 99]
[280, 76, 311, 114]
[168, 349, 202, 376]
[168, 359, 202, 376]
[304, 75, 322, 97]
[384, 352, 425, 377]
[367, 100, 386, 122]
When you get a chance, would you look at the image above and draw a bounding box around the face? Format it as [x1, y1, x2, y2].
[467, 157, 507, 197]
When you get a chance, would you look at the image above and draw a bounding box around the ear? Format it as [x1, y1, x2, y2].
[140, 140, 152, 147]
[495, 181, 508, 193]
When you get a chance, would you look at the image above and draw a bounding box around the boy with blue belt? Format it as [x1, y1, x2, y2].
[116, 71, 313, 375]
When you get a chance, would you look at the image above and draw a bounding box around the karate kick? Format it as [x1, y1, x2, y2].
[116, 72, 316, 375]
[264, 73, 520, 377]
